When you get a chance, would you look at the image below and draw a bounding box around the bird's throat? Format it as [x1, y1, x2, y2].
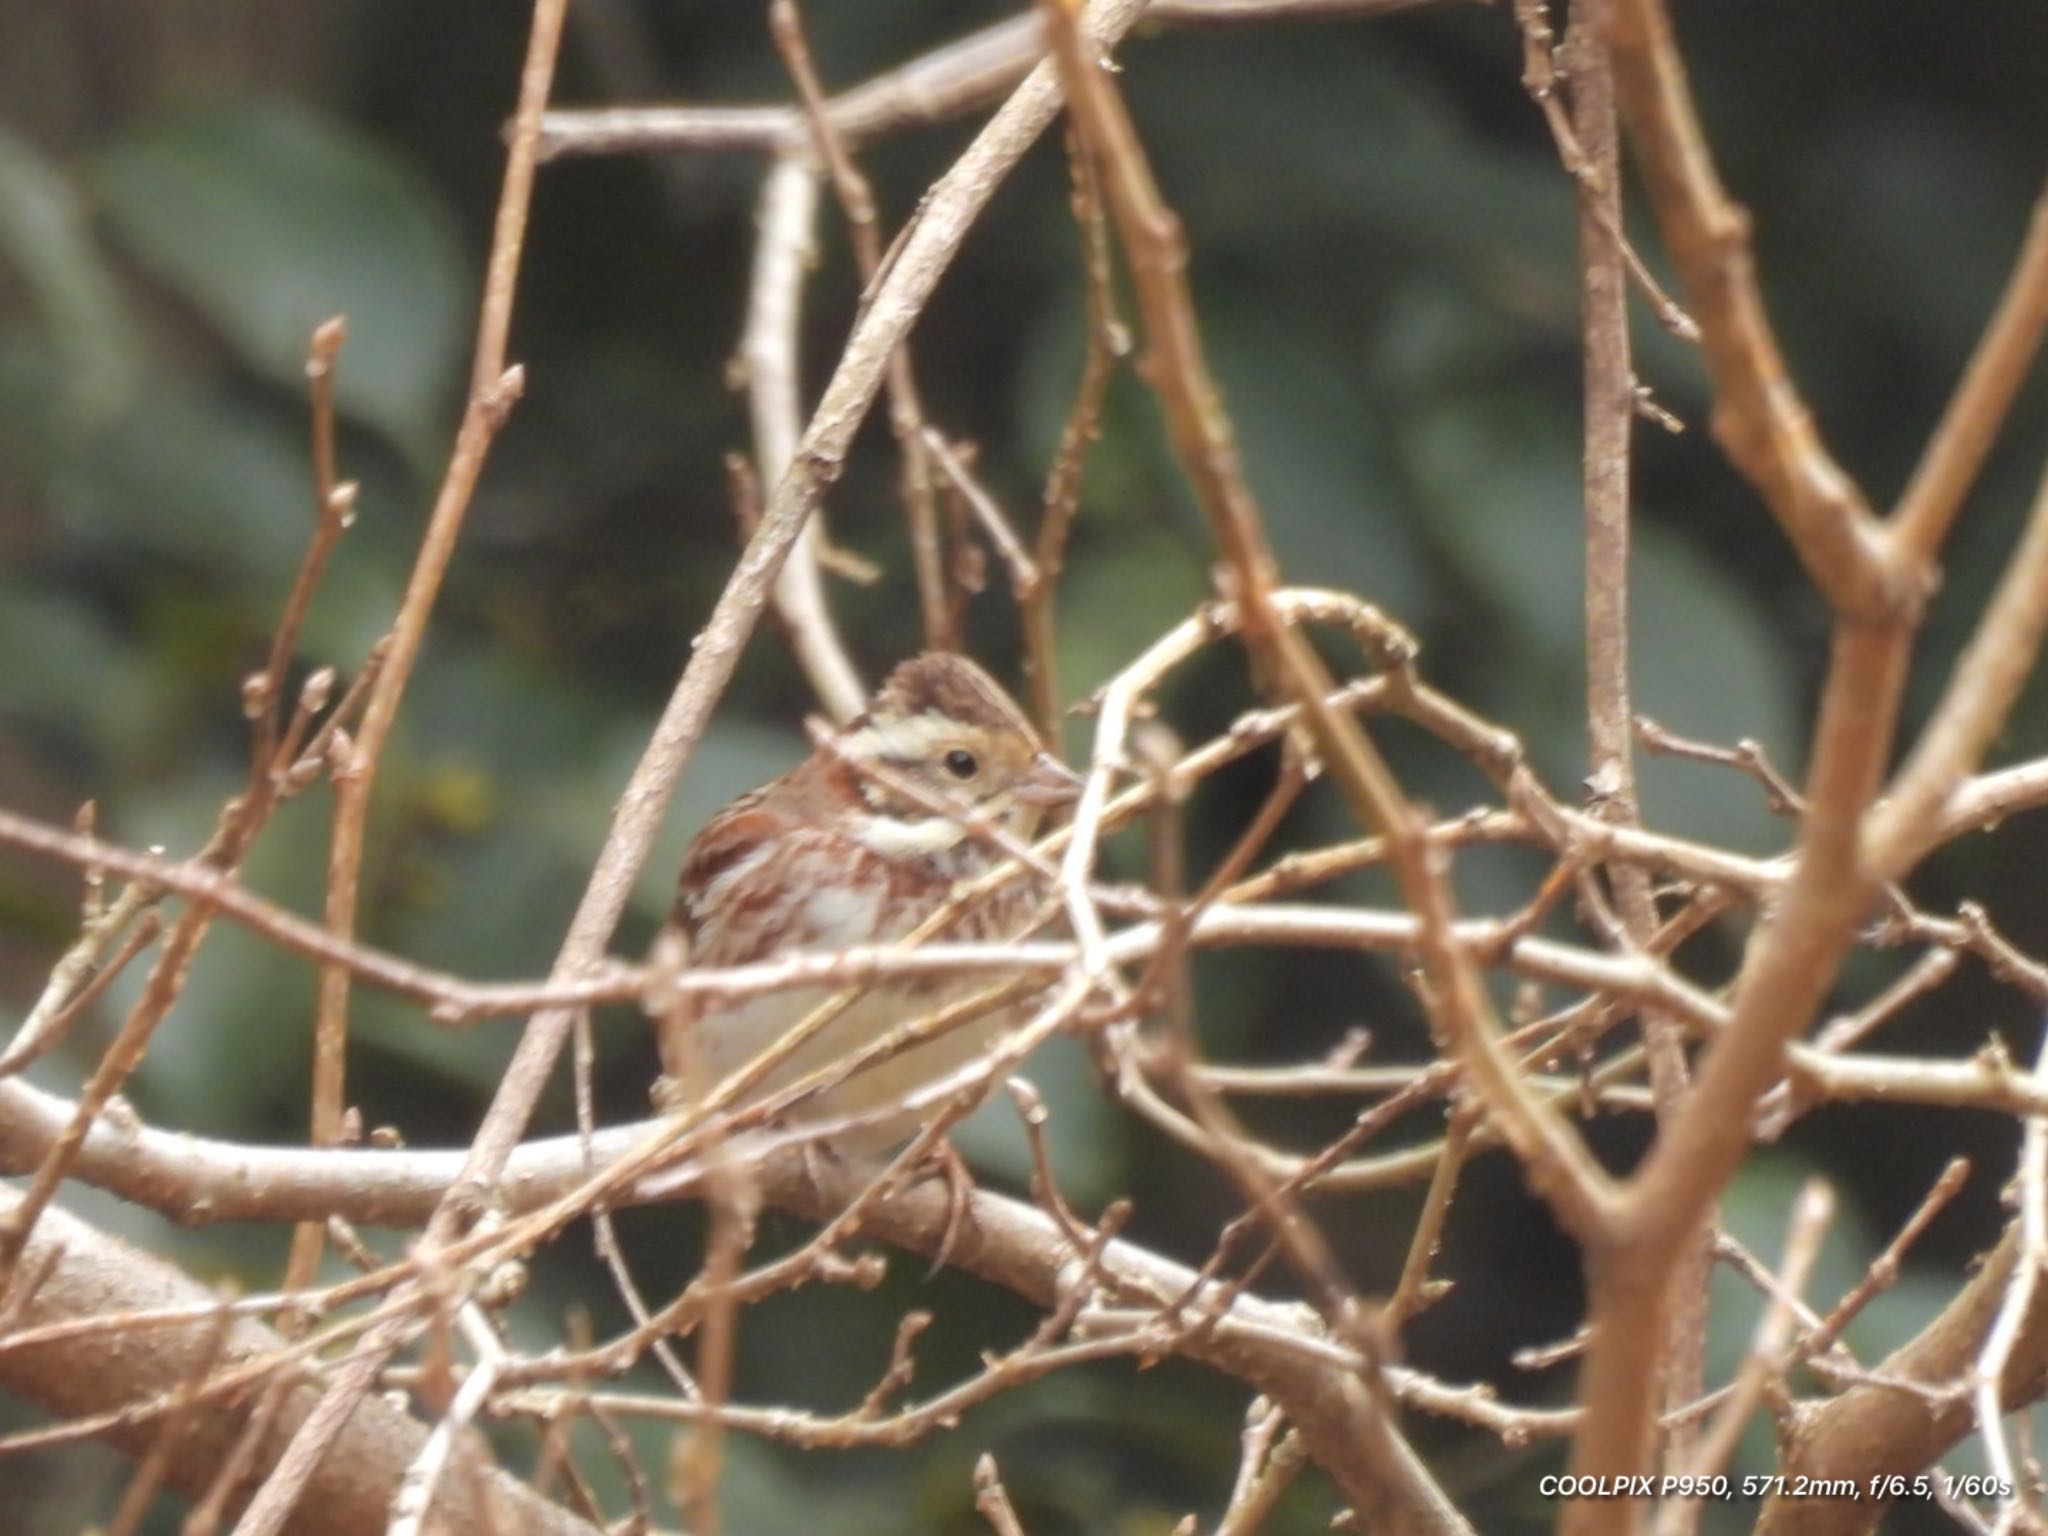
[846, 810, 973, 862]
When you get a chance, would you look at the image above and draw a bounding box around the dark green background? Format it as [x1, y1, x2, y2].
[1, 3, 2044, 1531]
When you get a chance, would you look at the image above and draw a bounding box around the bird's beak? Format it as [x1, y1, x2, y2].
[1014, 751, 1085, 808]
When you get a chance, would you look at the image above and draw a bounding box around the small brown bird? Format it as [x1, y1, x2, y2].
[655, 653, 1080, 1145]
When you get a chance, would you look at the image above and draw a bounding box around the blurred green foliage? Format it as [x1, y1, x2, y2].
[1, 3, 2045, 1532]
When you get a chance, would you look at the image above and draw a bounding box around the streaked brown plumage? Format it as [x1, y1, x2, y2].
[655, 653, 1079, 1144]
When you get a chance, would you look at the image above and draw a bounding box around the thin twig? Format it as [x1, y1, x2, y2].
[1560, 0, 1713, 1461]
[1976, 1033, 2048, 1499]
[227, 0, 572, 1525]
[247, 317, 356, 770]
[1655, 1179, 1832, 1536]
[1867, 458, 2048, 879]
[975, 1453, 1031, 1536]
[1026, 127, 1127, 742]
[1044, 0, 1615, 1255]
[740, 151, 868, 722]
[0, 909, 161, 1080]
[1604, 0, 1894, 619]
[1216, 1398, 1307, 1536]
[771, 0, 950, 648]
[534, 1, 1461, 161]
[1889, 183, 2048, 568]
[0, 872, 159, 1078]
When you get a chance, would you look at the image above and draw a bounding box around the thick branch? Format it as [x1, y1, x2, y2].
[0, 1080, 1469, 1536]
[0, 1190, 595, 1536]
[1754, 1226, 2048, 1536]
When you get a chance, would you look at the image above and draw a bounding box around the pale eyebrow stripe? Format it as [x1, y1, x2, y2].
[842, 713, 962, 763]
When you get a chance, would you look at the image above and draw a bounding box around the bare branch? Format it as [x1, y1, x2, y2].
[0, 1191, 596, 1536]
[535, 1, 1466, 161]
[1889, 183, 2048, 567]
[740, 152, 868, 722]
[1603, 0, 1896, 617]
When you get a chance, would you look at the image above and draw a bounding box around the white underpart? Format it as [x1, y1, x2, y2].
[678, 709, 1033, 1149]
[799, 882, 883, 947]
[694, 981, 1019, 1153]
[848, 810, 970, 859]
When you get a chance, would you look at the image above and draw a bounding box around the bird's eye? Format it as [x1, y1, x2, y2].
[943, 748, 979, 780]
